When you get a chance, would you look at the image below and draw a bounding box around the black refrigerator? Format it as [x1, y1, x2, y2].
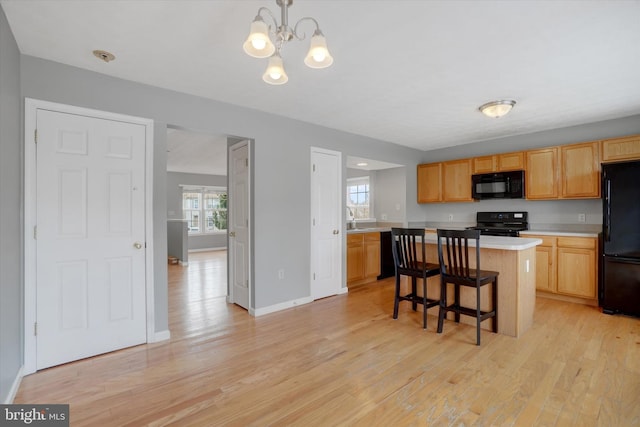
[601, 160, 640, 316]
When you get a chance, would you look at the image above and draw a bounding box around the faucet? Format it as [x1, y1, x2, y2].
[346, 207, 356, 229]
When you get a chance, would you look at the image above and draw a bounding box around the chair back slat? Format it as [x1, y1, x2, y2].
[391, 228, 425, 272]
[437, 229, 480, 281]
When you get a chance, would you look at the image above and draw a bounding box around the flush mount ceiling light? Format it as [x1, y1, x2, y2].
[479, 100, 516, 118]
[243, 0, 333, 85]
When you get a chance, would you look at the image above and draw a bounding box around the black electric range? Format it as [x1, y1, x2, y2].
[466, 211, 529, 237]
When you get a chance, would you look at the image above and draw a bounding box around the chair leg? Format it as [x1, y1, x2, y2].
[422, 279, 427, 329]
[476, 286, 481, 346]
[411, 277, 417, 311]
[492, 278, 498, 333]
[454, 284, 461, 323]
[393, 274, 401, 319]
[437, 279, 446, 334]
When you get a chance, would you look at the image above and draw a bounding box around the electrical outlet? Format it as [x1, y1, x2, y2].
[278, 269, 285, 280]
[381, 214, 388, 220]
[578, 213, 586, 223]
[448, 214, 454, 222]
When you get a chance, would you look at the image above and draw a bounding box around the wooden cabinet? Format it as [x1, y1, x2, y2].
[526, 234, 597, 301]
[417, 159, 472, 203]
[472, 152, 524, 174]
[417, 163, 442, 203]
[347, 232, 380, 286]
[498, 152, 525, 171]
[525, 147, 559, 199]
[364, 233, 381, 279]
[556, 237, 597, 299]
[442, 159, 473, 202]
[472, 156, 496, 174]
[601, 134, 640, 162]
[561, 141, 600, 198]
[347, 234, 364, 283]
[527, 235, 557, 293]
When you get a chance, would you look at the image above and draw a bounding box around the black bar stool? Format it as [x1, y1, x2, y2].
[436, 229, 498, 345]
[391, 228, 440, 329]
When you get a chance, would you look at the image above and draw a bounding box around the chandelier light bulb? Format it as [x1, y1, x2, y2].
[251, 39, 267, 50]
[263, 53, 288, 85]
[243, 17, 275, 58]
[304, 31, 333, 69]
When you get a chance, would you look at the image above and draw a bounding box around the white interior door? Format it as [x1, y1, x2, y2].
[35, 109, 147, 369]
[229, 141, 250, 310]
[310, 147, 342, 299]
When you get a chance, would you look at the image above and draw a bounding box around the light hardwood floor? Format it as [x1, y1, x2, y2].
[15, 252, 640, 426]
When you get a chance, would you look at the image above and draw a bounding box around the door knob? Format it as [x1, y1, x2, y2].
[229, 231, 236, 237]
[133, 242, 143, 249]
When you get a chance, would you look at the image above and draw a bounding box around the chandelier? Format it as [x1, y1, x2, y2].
[243, 0, 333, 85]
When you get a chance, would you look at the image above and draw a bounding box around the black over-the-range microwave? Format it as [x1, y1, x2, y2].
[472, 170, 525, 200]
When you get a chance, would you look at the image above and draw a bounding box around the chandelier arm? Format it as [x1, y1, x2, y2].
[256, 7, 279, 35]
[292, 17, 321, 41]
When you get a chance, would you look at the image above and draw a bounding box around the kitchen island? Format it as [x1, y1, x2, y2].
[416, 233, 542, 338]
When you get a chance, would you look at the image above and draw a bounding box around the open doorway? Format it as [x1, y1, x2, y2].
[165, 127, 232, 336]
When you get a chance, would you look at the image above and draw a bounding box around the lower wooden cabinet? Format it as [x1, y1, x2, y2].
[556, 237, 598, 299]
[528, 234, 597, 301]
[347, 232, 381, 286]
[529, 235, 557, 293]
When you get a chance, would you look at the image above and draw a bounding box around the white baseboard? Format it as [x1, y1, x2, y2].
[188, 247, 227, 253]
[149, 330, 171, 343]
[3, 366, 23, 404]
[252, 296, 314, 317]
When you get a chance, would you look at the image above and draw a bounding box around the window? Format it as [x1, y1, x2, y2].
[182, 186, 227, 234]
[346, 177, 371, 220]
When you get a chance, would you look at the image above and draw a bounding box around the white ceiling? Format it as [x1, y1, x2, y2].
[166, 128, 228, 176]
[3, 0, 640, 157]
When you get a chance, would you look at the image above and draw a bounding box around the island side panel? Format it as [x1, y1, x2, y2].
[516, 246, 537, 336]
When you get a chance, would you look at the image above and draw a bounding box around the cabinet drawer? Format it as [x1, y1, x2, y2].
[557, 236, 595, 249]
[364, 232, 380, 242]
[347, 234, 364, 245]
[526, 235, 556, 247]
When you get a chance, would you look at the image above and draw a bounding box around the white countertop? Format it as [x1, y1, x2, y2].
[520, 230, 600, 238]
[421, 233, 542, 250]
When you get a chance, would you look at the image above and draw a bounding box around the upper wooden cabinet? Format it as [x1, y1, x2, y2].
[498, 152, 525, 171]
[601, 134, 640, 162]
[417, 163, 443, 203]
[417, 159, 472, 203]
[472, 152, 524, 174]
[472, 156, 495, 174]
[443, 159, 473, 202]
[561, 141, 600, 198]
[525, 147, 559, 199]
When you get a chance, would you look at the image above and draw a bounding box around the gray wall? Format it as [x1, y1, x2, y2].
[0, 6, 21, 403]
[418, 115, 640, 226]
[19, 55, 425, 316]
[375, 167, 407, 223]
[166, 171, 227, 250]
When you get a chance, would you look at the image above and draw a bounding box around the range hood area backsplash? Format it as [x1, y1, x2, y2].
[419, 198, 603, 228]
